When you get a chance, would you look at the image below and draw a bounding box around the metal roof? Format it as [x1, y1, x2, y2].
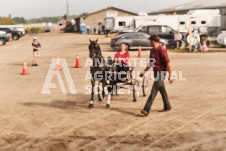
[149, 0, 226, 14]
[77, 7, 137, 18]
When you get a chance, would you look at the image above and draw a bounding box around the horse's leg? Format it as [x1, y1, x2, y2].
[106, 83, 112, 108]
[115, 82, 118, 96]
[89, 79, 95, 108]
[112, 81, 118, 97]
[102, 80, 106, 100]
[112, 73, 118, 97]
[111, 75, 115, 97]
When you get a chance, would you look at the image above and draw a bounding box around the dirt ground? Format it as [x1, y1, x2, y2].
[0, 31, 226, 151]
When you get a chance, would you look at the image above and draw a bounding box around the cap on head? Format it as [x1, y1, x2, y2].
[33, 37, 37, 40]
[148, 34, 160, 42]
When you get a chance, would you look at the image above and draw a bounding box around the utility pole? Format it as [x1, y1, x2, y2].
[189, 17, 195, 51]
[66, 0, 69, 20]
[189, 22, 192, 51]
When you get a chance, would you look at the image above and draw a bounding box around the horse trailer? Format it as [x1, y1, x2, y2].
[105, 9, 222, 38]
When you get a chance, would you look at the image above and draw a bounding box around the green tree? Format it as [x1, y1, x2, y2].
[26, 15, 77, 24]
[0, 18, 16, 25]
[27, 16, 62, 23]
[63, 14, 67, 20]
[12, 17, 26, 24]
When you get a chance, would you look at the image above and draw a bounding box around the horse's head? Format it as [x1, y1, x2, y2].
[89, 38, 101, 59]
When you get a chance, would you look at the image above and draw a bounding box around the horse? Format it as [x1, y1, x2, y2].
[88, 39, 117, 108]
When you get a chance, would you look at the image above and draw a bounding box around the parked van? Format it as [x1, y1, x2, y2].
[45, 22, 53, 32]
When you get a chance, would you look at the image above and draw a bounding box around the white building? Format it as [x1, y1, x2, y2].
[148, 0, 226, 29]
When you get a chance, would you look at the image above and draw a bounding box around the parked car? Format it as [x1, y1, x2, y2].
[122, 25, 175, 46]
[45, 26, 52, 32]
[0, 31, 11, 46]
[0, 28, 22, 40]
[10, 27, 26, 36]
[141, 25, 174, 45]
[111, 32, 168, 50]
[45, 22, 53, 32]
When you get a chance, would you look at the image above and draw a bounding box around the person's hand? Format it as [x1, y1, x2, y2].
[168, 76, 173, 84]
[140, 72, 144, 78]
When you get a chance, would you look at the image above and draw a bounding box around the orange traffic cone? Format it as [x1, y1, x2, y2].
[75, 54, 81, 68]
[55, 56, 61, 71]
[138, 46, 142, 58]
[22, 60, 29, 75]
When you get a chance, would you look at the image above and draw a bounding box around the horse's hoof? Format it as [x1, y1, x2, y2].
[106, 104, 110, 108]
[89, 104, 94, 108]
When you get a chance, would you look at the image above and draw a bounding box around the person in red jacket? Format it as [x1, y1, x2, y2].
[114, 43, 130, 73]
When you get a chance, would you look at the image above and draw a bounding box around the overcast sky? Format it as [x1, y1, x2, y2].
[0, 0, 194, 19]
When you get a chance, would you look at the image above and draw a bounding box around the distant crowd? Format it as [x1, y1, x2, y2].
[174, 30, 208, 52]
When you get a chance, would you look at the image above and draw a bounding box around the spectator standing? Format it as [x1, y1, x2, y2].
[32, 37, 40, 66]
[87, 25, 90, 35]
[93, 26, 96, 35]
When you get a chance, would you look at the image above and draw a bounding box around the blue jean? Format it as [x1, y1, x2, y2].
[194, 44, 202, 51]
[174, 41, 182, 49]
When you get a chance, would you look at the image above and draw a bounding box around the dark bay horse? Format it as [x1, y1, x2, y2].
[88, 39, 117, 108]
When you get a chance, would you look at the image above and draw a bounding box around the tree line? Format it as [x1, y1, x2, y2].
[0, 15, 78, 25]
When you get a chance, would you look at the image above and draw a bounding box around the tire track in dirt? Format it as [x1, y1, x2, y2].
[167, 133, 226, 151]
[75, 100, 188, 151]
[141, 105, 224, 151]
[107, 101, 190, 150]
[1, 33, 78, 150]
[9, 76, 148, 150]
[15, 112, 114, 150]
[107, 100, 223, 150]
[0, 103, 46, 150]
[30, 94, 147, 150]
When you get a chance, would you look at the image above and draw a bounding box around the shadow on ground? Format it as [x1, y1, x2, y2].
[1, 131, 226, 151]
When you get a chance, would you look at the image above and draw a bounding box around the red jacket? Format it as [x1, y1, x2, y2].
[114, 51, 130, 66]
